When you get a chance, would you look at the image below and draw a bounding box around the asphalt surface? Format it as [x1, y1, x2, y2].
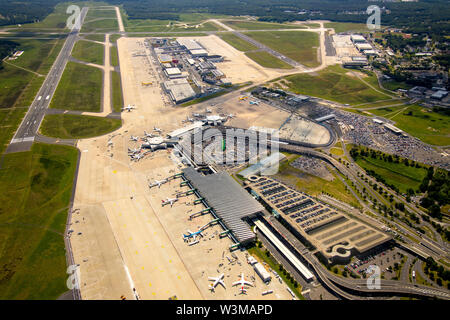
[6, 7, 88, 153]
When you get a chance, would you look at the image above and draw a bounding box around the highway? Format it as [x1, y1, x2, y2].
[6, 7, 88, 153]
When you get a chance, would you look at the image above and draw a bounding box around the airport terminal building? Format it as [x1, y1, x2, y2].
[181, 167, 264, 246]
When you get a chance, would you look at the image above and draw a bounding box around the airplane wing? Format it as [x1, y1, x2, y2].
[208, 277, 217, 281]
[243, 281, 253, 286]
[219, 280, 226, 288]
[232, 280, 241, 286]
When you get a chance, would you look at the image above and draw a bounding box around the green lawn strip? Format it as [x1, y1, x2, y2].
[85, 8, 117, 20]
[50, 62, 102, 112]
[381, 80, 413, 91]
[247, 245, 305, 300]
[218, 33, 258, 52]
[71, 39, 104, 65]
[283, 65, 390, 105]
[40, 114, 121, 139]
[244, 31, 320, 67]
[83, 33, 105, 42]
[111, 71, 123, 112]
[324, 22, 369, 34]
[0, 143, 78, 299]
[245, 51, 293, 69]
[222, 20, 303, 30]
[81, 18, 118, 33]
[355, 156, 428, 193]
[110, 45, 119, 67]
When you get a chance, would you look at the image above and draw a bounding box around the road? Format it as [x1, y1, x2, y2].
[6, 7, 88, 153]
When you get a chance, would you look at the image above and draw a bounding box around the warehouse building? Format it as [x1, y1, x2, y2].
[350, 34, 366, 43]
[355, 43, 373, 52]
[164, 67, 184, 79]
[163, 79, 196, 104]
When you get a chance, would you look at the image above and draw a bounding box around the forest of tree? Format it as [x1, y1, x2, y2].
[0, 39, 19, 69]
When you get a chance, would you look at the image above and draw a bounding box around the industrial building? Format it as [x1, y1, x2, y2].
[181, 167, 264, 245]
[163, 78, 196, 104]
[431, 90, 448, 100]
[343, 56, 369, 68]
[253, 262, 272, 283]
[164, 67, 184, 79]
[246, 176, 391, 263]
[350, 34, 366, 43]
[355, 43, 373, 52]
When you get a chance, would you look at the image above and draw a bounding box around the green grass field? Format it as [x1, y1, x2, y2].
[354, 153, 428, 193]
[50, 62, 102, 112]
[5, 38, 65, 74]
[71, 40, 104, 65]
[40, 114, 121, 139]
[111, 71, 123, 112]
[222, 20, 303, 30]
[282, 65, 390, 105]
[218, 33, 258, 52]
[0, 143, 78, 299]
[244, 31, 320, 67]
[245, 51, 293, 69]
[124, 20, 219, 32]
[275, 154, 362, 209]
[110, 45, 119, 67]
[83, 33, 105, 42]
[324, 22, 369, 33]
[81, 18, 118, 33]
[381, 80, 413, 91]
[85, 8, 117, 20]
[369, 104, 450, 146]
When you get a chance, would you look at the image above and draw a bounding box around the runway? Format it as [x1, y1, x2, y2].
[6, 7, 89, 153]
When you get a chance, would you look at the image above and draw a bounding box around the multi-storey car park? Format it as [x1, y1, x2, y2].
[245, 176, 392, 264]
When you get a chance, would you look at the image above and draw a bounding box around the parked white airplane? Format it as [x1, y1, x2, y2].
[107, 140, 114, 147]
[144, 131, 156, 138]
[128, 147, 141, 154]
[132, 153, 144, 161]
[130, 135, 139, 141]
[232, 273, 253, 288]
[149, 179, 167, 188]
[208, 273, 226, 292]
[153, 126, 162, 133]
[122, 104, 136, 112]
[161, 197, 178, 207]
[182, 117, 194, 123]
